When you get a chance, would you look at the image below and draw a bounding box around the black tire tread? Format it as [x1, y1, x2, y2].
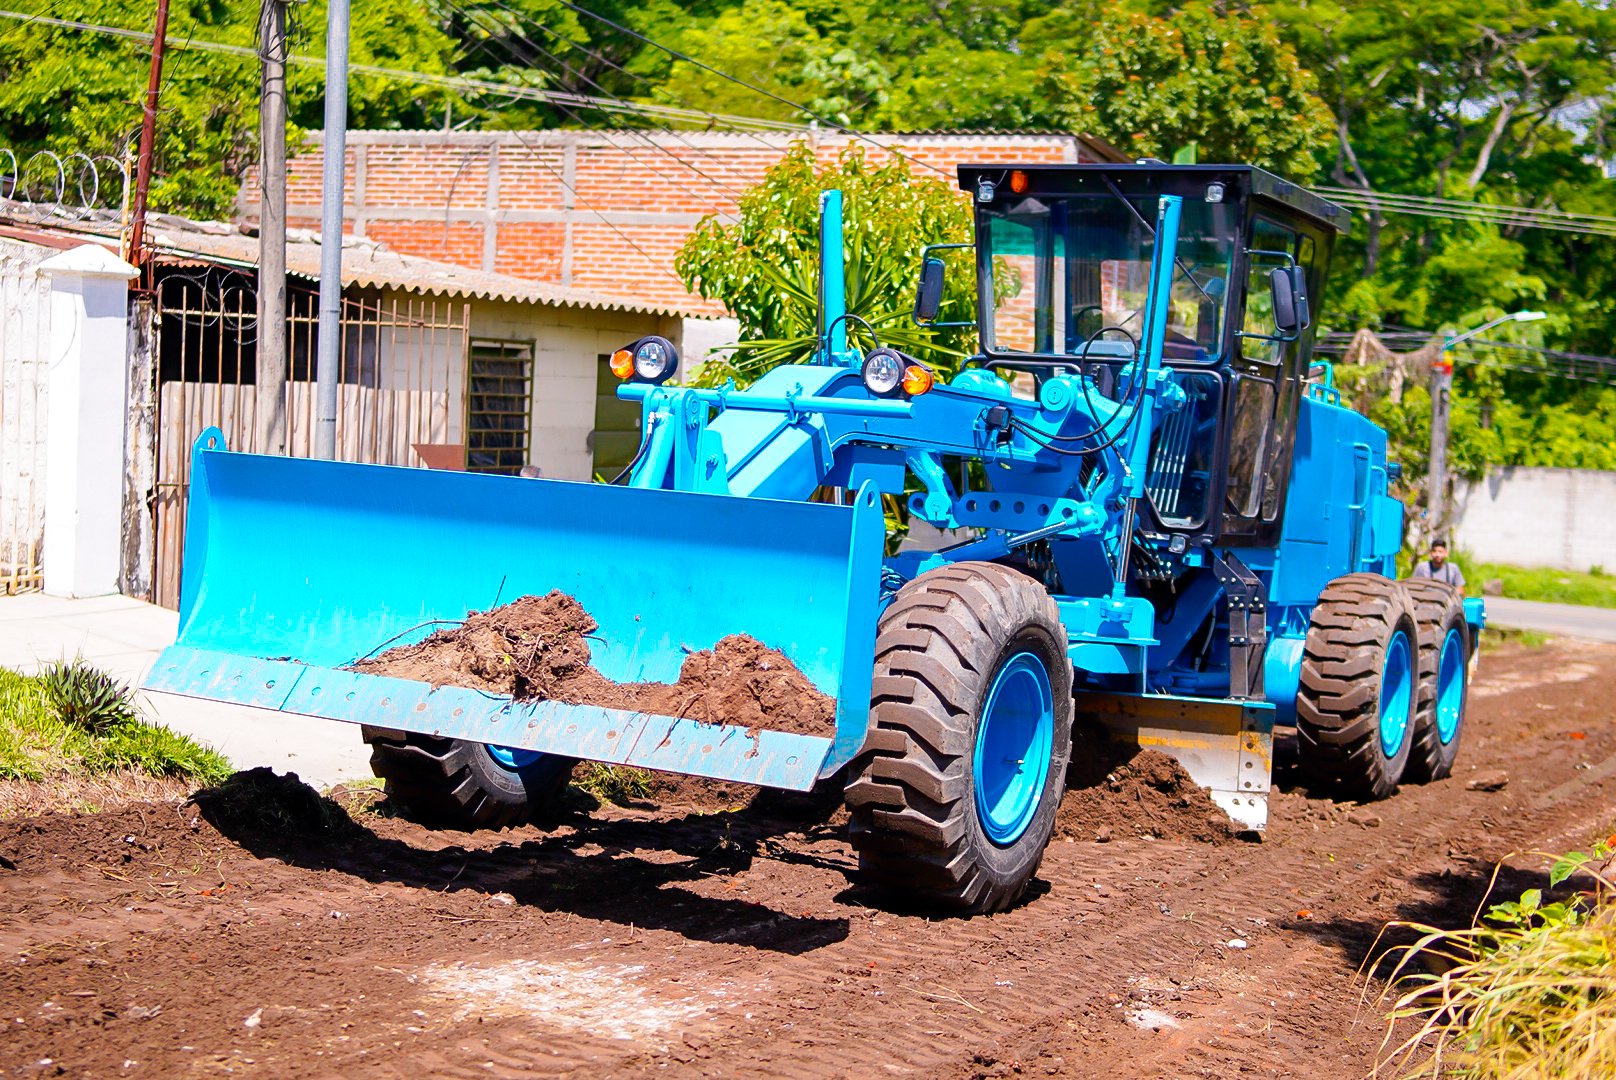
[1296, 573, 1419, 800]
[846, 562, 1072, 914]
[1401, 579, 1470, 782]
[362, 726, 570, 830]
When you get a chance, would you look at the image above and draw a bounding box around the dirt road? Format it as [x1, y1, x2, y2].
[3, 639, 1614, 1079]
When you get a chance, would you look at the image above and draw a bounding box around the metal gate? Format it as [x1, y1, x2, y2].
[153, 278, 470, 609]
[0, 242, 51, 594]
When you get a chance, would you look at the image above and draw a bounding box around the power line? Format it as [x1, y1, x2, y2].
[1313, 330, 1616, 387]
[0, 7, 806, 132]
[441, 0, 747, 204]
[470, 0, 777, 194]
[547, 0, 952, 179]
[1315, 184, 1616, 238]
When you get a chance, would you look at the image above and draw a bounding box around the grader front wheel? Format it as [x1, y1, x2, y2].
[362, 728, 575, 830]
[845, 562, 1073, 915]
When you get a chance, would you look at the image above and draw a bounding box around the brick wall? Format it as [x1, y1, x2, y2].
[242, 130, 1116, 314]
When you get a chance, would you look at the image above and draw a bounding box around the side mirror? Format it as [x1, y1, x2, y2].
[913, 257, 945, 323]
[1269, 265, 1309, 336]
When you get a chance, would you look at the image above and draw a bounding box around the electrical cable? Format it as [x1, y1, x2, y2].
[441, 0, 749, 202]
[821, 311, 881, 358]
[0, 7, 803, 133]
[475, 0, 801, 168]
[1005, 325, 1145, 457]
[547, 0, 953, 179]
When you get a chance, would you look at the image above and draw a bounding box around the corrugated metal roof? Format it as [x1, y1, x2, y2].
[0, 212, 707, 318]
[146, 222, 706, 317]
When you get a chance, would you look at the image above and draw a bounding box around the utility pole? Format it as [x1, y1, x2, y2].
[127, 0, 172, 268]
[1425, 354, 1453, 541]
[256, 0, 288, 456]
[1426, 309, 1547, 541]
[313, 0, 352, 460]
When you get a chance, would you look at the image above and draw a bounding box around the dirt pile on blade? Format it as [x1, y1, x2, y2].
[351, 592, 834, 736]
[1056, 748, 1236, 844]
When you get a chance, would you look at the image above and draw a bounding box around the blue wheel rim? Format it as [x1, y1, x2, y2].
[1435, 628, 1465, 744]
[973, 651, 1056, 847]
[1378, 630, 1414, 758]
[486, 743, 543, 770]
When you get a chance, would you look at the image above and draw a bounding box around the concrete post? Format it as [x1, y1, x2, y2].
[38, 244, 139, 598]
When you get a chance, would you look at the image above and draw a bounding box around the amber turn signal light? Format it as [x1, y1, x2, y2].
[901, 365, 935, 396]
[609, 348, 635, 379]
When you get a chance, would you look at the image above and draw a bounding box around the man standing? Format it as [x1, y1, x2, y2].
[1413, 539, 1465, 593]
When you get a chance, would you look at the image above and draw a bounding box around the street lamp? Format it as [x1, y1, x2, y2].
[1426, 309, 1547, 540]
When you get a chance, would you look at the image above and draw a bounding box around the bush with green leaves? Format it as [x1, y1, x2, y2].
[674, 142, 977, 386]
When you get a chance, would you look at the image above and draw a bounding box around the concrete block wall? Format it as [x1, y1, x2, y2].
[1454, 467, 1616, 572]
[241, 130, 1110, 315]
[466, 298, 677, 481]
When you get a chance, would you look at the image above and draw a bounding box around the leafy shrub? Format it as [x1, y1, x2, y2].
[1, 662, 230, 786]
[1377, 841, 1616, 1077]
[39, 658, 140, 735]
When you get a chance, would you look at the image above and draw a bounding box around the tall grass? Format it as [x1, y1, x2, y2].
[0, 662, 230, 786]
[1376, 845, 1616, 1078]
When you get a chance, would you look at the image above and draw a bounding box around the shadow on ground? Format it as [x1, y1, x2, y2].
[190, 767, 852, 954]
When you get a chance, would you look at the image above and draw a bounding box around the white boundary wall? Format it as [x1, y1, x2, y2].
[1454, 467, 1616, 572]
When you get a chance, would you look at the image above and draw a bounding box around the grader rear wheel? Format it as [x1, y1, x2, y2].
[845, 562, 1073, 915]
[1296, 573, 1420, 801]
[1401, 579, 1471, 782]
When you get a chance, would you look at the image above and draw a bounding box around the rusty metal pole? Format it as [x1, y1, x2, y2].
[127, 0, 172, 269]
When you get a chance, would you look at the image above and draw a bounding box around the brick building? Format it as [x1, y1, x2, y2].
[240, 130, 1125, 315]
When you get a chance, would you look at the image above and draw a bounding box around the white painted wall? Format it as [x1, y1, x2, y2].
[1454, 467, 1616, 572]
[0, 237, 54, 591]
[467, 299, 669, 481]
[38, 245, 138, 598]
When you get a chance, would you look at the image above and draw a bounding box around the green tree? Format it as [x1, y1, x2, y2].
[1026, 3, 1334, 179]
[0, 0, 457, 219]
[674, 142, 976, 386]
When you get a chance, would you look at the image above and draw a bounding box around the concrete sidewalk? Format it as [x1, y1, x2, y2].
[0, 593, 371, 787]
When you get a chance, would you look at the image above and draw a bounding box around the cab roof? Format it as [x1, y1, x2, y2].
[957, 163, 1350, 234]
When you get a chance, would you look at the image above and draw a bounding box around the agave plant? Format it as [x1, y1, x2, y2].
[39, 658, 141, 735]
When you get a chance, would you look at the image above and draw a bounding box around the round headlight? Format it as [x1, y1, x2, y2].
[630, 335, 679, 385]
[862, 348, 907, 397]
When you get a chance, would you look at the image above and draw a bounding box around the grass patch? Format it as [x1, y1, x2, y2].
[1461, 557, 1616, 609]
[1376, 842, 1616, 1077]
[1480, 626, 1552, 652]
[0, 661, 230, 786]
[572, 763, 654, 805]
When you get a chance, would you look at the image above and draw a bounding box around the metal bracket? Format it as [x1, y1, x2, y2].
[1211, 550, 1267, 700]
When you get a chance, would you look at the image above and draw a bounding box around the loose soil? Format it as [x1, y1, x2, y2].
[352, 592, 834, 738]
[1056, 746, 1237, 845]
[3, 637, 1616, 1078]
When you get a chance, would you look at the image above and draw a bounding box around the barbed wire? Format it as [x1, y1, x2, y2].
[0, 146, 128, 224]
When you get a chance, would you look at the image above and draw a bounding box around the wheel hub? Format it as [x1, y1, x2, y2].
[973, 651, 1056, 846]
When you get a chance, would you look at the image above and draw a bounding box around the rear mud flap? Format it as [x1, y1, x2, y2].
[1077, 691, 1274, 832]
[142, 431, 886, 788]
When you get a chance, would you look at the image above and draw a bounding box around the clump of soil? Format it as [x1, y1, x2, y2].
[1056, 747, 1236, 844]
[352, 592, 834, 737]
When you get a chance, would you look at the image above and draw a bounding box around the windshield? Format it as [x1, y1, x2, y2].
[984, 194, 1238, 362]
